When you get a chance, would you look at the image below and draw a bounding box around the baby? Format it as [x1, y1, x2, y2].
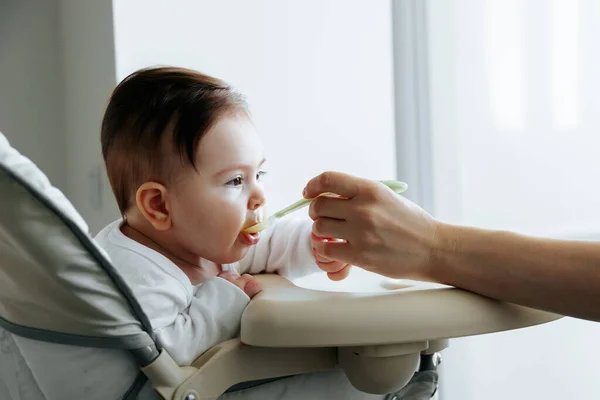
[95, 66, 349, 366]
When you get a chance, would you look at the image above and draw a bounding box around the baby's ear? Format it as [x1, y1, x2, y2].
[135, 182, 171, 231]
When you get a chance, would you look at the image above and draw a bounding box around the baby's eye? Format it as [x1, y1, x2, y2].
[226, 176, 244, 187]
[257, 170, 268, 181]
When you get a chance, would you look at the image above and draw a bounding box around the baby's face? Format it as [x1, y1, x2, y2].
[168, 113, 267, 264]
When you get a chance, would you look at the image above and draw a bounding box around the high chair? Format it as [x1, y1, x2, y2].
[0, 132, 561, 399]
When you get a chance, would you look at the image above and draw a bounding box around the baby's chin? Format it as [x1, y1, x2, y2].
[210, 245, 250, 265]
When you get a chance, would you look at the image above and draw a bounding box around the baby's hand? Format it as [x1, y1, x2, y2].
[218, 270, 263, 299]
[311, 233, 352, 281]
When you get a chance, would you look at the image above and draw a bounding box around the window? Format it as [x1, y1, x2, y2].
[418, 1, 600, 398]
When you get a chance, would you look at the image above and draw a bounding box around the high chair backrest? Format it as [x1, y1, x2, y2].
[0, 133, 160, 398]
[0, 326, 44, 399]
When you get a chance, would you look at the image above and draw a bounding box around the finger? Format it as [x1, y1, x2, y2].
[311, 232, 336, 249]
[312, 240, 355, 266]
[327, 264, 352, 281]
[303, 171, 361, 200]
[314, 253, 334, 263]
[317, 259, 347, 274]
[312, 218, 348, 239]
[309, 196, 352, 221]
[236, 273, 256, 289]
[243, 277, 263, 298]
[232, 274, 262, 298]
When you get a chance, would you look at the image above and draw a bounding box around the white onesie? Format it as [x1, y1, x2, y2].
[94, 217, 319, 365]
[93, 218, 387, 399]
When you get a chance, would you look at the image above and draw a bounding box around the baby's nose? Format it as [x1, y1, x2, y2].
[249, 187, 266, 210]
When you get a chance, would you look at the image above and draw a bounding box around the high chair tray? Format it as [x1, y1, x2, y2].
[241, 274, 561, 348]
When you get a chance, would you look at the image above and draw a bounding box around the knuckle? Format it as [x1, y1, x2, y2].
[308, 198, 322, 220]
[308, 204, 316, 220]
[318, 172, 332, 188]
[356, 206, 374, 226]
[312, 197, 324, 215]
[312, 240, 325, 256]
[362, 186, 378, 202]
[363, 230, 381, 247]
[313, 219, 324, 236]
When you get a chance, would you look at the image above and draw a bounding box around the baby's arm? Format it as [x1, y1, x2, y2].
[237, 218, 323, 280]
[149, 278, 250, 366]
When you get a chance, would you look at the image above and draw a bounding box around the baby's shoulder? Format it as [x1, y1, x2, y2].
[94, 220, 183, 285]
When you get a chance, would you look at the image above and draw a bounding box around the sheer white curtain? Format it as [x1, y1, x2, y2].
[429, 0, 600, 237]
[423, 1, 600, 398]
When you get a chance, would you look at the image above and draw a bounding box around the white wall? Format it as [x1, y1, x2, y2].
[429, 0, 600, 238]
[0, 0, 66, 190]
[111, 0, 397, 214]
[0, 1, 119, 234]
[60, 0, 119, 234]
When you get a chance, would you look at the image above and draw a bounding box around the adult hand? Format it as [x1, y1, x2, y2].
[304, 171, 440, 281]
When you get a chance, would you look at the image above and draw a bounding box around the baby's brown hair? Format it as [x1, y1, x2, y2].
[101, 66, 247, 215]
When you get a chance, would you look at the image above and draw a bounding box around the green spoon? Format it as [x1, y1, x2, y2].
[242, 180, 408, 234]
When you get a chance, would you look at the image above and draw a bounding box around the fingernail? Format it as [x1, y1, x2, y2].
[302, 187, 307, 197]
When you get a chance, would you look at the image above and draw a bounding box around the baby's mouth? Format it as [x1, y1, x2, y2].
[243, 207, 265, 232]
[242, 217, 262, 232]
[241, 206, 266, 234]
[239, 221, 262, 245]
